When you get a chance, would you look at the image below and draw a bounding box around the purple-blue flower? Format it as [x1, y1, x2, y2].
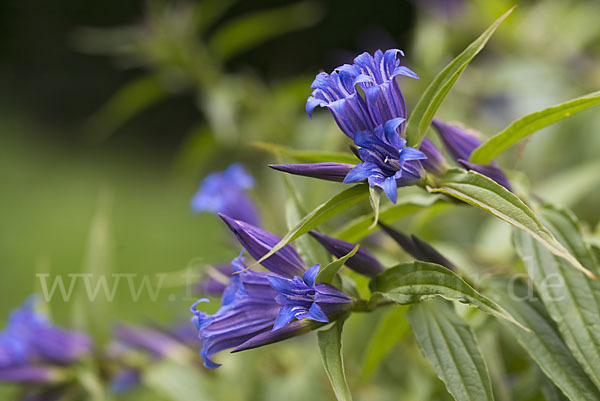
[343, 118, 427, 203]
[191, 163, 261, 226]
[0, 297, 92, 383]
[432, 119, 512, 190]
[190, 255, 282, 368]
[268, 265, 352, 331]
[307, 49, 418, 138]
[190, 220, 358, 368]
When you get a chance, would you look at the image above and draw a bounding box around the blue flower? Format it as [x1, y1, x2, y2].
[191, 163, 260, 226]
[0, 297, 92, 383]
[343, 118, 427, 203]
[267, 265, 352, 331]
[191, 220, 359, 368]
[307, 49, 418, 138]
[190, 255, 281, 368]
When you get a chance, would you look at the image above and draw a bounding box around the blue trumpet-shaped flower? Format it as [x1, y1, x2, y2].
[191, 163, 260, 226]
[343, 118, 427, 203]
[191, 255, 280, 368]
[191, 218, 360, 368]
[268, 265, 352, 331]
[307, 49, 418, 138]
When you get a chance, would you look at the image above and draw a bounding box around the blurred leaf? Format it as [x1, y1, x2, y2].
[72, 189, 113, 338]
[405, 7, 514, 147]
[253, 141, 359, 164]
[84, 75, 168, 142]
[360, 306, 410, 379]
[283, 175, 330, 267]
[209, 2, 322, 61]
[534, 160, 600, 207]
[431, 169, 592, 278]
[335, 188, 444, 242]
[487, 277, 600, 401]
[317, 245, 359, 284]
[470, 91, 600, 164]
[407, 299, 495, 401]
[144, 361, 214, 401]
[252, 184, 369, 269]
[369, 261, 527, 330]
[197, 0, 239, 32]
[317, 319, 353, 401]
[513, 206, 600, 389]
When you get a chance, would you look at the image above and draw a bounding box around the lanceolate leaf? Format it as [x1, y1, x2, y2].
[430, 169, 593, 278]
[470, 91, 600, 164]
[317, 319, 353, 401]
[487, 277, 600, 401]
[360, 306, 410, 379]
[405, 7, 514, 147]
[407, 300, 495, 401]
[252, 185, 369, 269]
[335, 189, 445, 242]
[369, 261, 527, 330]
[317, 245, 359, 284]
[252, 141, 359, 164]
[513, 206, 600, 389]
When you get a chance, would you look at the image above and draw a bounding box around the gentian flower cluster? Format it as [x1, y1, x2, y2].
[190, 215, 383, 368]
[273, 49, 433, 203]
[0, 297, 91, 383]
[271, 48, 512, 201]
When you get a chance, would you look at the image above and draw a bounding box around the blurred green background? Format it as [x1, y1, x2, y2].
[1, 0, 600, 399]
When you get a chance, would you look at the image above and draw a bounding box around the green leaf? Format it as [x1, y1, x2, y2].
[470, 91, 600, 164]
[405, 7, 514, 147]
[317, 245, 359, 284]
[318, 319, 353, 401]
[513, 206, 600, 389]
[252, 141, 359, 164]
[335, 188, 445, 242]
[283, 175, 330, 267]
[486, 277, 600, 401]
[368, 186, 382, 230]
[430, 169, 593, 278]
[369, 261, 527, 331]
[360, 306, 410, 379]
[407, 300, 495, 401]
[209, 2, 322, 61]
[251, 184, 369, 268]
